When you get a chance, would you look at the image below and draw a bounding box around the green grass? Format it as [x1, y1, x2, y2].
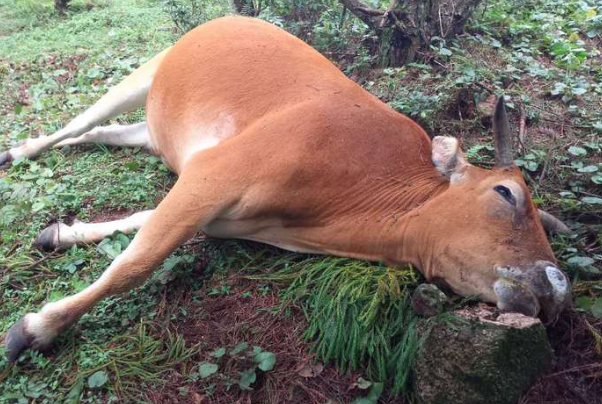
[251, 257, 421, 396]
[0, 1, 195, 402]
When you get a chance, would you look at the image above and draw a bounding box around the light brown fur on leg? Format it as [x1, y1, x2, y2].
[5, 153, 238, 360]
[1, 48, 170, 163]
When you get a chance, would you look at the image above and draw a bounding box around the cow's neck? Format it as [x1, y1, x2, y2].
[315, 167, 449, 268]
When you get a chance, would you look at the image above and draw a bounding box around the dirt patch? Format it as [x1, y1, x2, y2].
[143, 276, 373, 404]
[89, 208, 137, 223]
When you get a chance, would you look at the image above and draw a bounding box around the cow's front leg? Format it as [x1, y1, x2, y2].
[4, 155, 234, 361]
[35, 210, 154, 251]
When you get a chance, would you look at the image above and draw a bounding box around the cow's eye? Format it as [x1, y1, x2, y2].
[494, 185, 516, 206]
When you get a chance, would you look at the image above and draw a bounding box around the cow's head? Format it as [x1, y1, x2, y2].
[422, 97, 571, 323]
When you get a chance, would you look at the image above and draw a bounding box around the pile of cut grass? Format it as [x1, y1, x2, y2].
[242, 250, 422, 396]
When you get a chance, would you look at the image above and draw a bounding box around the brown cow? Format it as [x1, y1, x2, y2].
[2, 17, 570, 361]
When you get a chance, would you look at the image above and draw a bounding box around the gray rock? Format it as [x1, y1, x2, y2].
[413, 304, 551, 404]
[412, 284, 450, 317]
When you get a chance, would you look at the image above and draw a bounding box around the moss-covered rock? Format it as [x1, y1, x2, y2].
[413, 305, 551, 404]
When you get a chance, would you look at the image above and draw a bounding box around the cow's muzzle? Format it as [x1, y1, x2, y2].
[493, 261, 571, 323]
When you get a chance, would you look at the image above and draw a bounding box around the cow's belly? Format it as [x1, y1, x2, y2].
[203, 218, 325, 254]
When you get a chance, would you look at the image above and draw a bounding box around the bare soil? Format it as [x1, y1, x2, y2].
[144, 274, 369, 404]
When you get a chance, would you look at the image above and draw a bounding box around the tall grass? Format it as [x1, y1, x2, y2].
[250, 255, 421, 395]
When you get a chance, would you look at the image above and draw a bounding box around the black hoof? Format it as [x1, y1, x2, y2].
[34, 224, 59, 251]
[5, 318, 33, 362]
[0, 151, 12, 167]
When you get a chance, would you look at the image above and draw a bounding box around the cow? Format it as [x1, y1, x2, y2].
[2, 16, 571, 362]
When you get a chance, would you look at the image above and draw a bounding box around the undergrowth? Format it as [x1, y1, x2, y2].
[251, 258, 421, 396]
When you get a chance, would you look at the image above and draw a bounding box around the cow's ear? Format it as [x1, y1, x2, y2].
[431, 136, 469, 180]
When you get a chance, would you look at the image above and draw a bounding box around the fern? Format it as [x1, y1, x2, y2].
[252, 256, 421, 396]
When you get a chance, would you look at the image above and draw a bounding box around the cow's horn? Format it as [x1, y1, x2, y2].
[493, 96, 514, 167]
[538, 209, 571, 234]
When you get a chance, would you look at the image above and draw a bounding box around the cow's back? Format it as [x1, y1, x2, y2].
[146, 16, 435, 179]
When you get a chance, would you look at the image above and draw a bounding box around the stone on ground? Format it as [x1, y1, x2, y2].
[413, 304, 551, 404]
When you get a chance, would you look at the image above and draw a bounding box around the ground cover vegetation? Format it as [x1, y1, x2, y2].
[0, 0, 601, 403]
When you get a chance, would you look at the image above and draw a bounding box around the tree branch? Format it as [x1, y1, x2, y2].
[338, 0, 385, 28]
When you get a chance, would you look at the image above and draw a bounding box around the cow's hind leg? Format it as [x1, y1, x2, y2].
[54, 121, 154, 153]
[35, 210, 154, 251]
[0, 48, 170, 165]
[5, 154, 237, 361]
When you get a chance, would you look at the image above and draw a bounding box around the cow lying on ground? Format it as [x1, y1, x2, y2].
[2, 17, 571, 362]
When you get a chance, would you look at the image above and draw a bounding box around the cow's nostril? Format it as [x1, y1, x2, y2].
[544, 266, 568, 298]
[493, 278, 540, 318]
[538, 265, 571, 323]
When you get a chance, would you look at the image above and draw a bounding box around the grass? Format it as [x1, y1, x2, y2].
[0, 0, 601, 403]
[0, 1, 196, 402]
[260, 260, 421, 396]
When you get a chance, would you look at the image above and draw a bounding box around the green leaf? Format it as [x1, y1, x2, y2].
[592, 174, 602, 185]
[551, 82, 567, 95]
[582, 197, 602, 205]
[439, 47, 452, 56]
[567, 256, 594, 267]
[367, 382, 384, 400]
[577, 165, 598, 173]
[230, 342, 249, 355]
[350, 382, 384, 404]
[591, 299, 602, 319]
[238, 369, 256, 390]
[568, 32, 580, 42]
[571, 87, 587, 95]
[115, 233, 130, 249]
[65, 379, 83, 404]
[198, 362, 218, 379]
[524, 161, 539, 172]
[254, 351, 276, 371]
[63, 262, 77, 274]
[87, 370, 108, 388]
[576, 296, 593, 311]
[97, 239, 121, 259]
[356, 377, 373, 389]
[31, 201, 45, 212]
[211, 347, 226, 358]
[125, 161, 140, 171]
[568, 146, 587, 156]
[86, 68, 102, 79]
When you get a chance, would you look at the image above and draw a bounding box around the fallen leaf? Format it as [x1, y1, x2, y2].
[297, 361, 323, 378]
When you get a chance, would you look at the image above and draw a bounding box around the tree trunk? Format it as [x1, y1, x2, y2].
[55, 0, 72, 13]
[339, 0, 483, 66]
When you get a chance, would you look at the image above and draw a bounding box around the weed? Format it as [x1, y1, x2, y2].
[162, 0, 231, 34]
[251, 257, 421, 396]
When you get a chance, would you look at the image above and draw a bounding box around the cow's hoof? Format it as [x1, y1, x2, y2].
[34, 224, 60, 251]
[0, 151, 12, 167]
[5, 318, 34, 362]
